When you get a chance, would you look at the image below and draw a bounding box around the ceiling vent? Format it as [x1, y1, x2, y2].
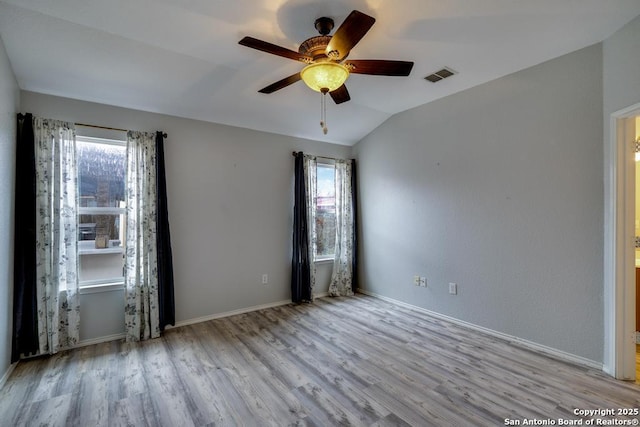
[424, 67, 456, 83]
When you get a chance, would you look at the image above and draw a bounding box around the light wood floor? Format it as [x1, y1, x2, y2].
[1, 295, 639, 426]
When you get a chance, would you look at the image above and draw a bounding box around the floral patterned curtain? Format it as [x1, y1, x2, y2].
[124, 131, 160, 341]
[303, 155, 318, 299]
[329, 159, 354, 297]
[33, 117, 80, 354]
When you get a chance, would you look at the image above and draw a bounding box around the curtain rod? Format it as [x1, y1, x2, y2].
[76, 122, 168, 139]
[76, 122, 128, 132]
[291, 151, 354, 161]
[17, 115, 167, 138]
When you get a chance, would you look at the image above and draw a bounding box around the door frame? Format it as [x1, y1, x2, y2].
[604, 102, 638, 380]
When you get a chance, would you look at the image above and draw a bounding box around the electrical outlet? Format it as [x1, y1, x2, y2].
[419, 277, 427, 287]
[262, 274, 268, 285]
[449, 282, 457, 295]
[413, 275, 421, 286]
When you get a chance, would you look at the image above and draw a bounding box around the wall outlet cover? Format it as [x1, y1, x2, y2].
[449, 283, 457, 295]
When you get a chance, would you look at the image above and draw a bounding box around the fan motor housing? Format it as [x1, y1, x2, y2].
[298, 35, 332, 60]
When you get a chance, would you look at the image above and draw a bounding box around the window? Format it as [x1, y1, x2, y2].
[76, 136, 126, 289]
[315, 161, 336, 260]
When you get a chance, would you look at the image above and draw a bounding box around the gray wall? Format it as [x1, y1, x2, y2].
[352, 44, 604, 362]
[21, 91, 350, 342]
[0, 36, 19, 381]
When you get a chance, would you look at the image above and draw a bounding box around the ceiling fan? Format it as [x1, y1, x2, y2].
[239, 10, 414, 133]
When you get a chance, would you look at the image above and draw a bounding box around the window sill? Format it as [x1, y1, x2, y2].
[315, 257, 334, 264]
[79, 282, 124, 294]
[78, 247, 124, 255]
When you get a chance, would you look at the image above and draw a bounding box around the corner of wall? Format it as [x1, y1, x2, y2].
[0, 33, 20, 389]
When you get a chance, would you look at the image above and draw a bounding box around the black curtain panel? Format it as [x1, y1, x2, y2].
[155, 131, 175, 331]
[351, 159, 358, 294]
[291, 152, 311, 303]
[12, 113, 39, 363]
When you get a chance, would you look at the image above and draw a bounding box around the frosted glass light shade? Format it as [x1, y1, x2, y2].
[300, 62, 349, 92]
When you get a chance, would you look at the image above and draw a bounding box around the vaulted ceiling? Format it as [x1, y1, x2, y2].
[1, 1, 639, 145]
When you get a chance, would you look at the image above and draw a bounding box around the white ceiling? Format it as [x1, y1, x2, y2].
[1, 1, 639, 145]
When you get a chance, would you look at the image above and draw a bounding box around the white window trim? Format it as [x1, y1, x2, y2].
[78, 247, 124, 256]
[79, 280, 124, 295]
[316, 157, 336, 166]
[76, 135, 126, 147]
[78, 207, 126, 215]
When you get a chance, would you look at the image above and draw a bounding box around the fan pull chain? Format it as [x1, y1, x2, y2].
[320, 90, 328, 134]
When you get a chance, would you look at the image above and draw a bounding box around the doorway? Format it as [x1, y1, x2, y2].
[604, 104, 639, 380]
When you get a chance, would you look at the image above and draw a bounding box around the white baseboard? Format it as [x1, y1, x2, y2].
[0, 362, 17, 391]
[77, 333, 126, 348]
[172, 298, 293, 328]
[73, 296, 325, 346]
[357, 288, 603, 371]
[172, 293, 331, 328]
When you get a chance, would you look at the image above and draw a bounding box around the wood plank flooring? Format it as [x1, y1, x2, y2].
[1, 294, 639, 426]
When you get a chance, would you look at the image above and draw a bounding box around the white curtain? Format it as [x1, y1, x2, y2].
[33, 117, 80, 354]
[303, 155, 317, 299]
[124, 131, 160, 342]
[329, 160, 354, 297]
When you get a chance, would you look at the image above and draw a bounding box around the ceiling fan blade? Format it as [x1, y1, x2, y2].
[239, 36, 311, 63]
[326, 10, 375, 61]
[345, 59, 414, 76]
[330, 85, 351, 104]
[258, 73, 302, 94]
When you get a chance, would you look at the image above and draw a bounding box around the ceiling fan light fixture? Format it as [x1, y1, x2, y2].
[300, 62, 349, 92]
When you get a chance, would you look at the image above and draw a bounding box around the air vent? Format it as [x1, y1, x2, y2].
[424, 67, 456, 83]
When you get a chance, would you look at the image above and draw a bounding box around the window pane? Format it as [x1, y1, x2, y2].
[78, 252, 124, 283]
[78, 213, 124, 244]
[316, 207, 336, 258]
[316, 164, 336, 258]
[77, 140, 126, 208]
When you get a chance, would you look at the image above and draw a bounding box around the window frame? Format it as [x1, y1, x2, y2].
[314, 159, 336, 262]
[76, 135, 127, 290]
